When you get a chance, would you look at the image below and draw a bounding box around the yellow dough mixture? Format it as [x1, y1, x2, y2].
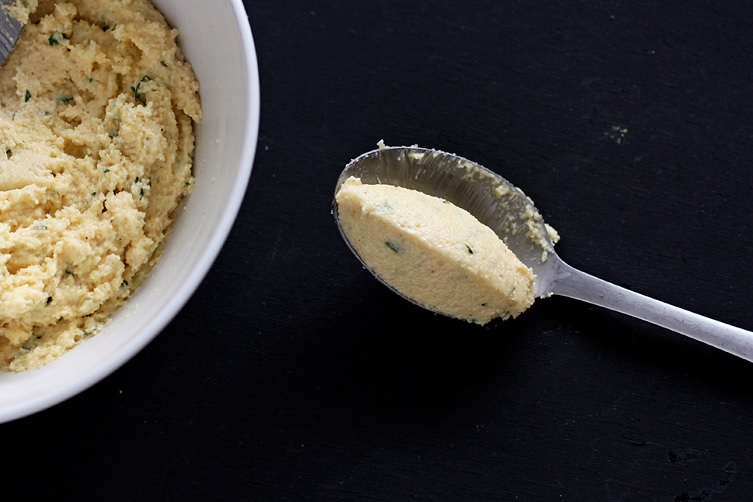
[0, 0, 201, 371]
[336, 177, 535, 325]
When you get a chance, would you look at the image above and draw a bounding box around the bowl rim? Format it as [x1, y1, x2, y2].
[0, 0, 261, 424]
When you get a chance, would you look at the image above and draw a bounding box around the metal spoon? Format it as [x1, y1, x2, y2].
[333, 145, 753, 363]
[0, 0, 21, 67]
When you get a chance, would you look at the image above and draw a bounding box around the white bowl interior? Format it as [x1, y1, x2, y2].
[0, 0, 260, 423]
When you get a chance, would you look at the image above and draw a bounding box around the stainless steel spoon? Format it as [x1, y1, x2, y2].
[0, 0, 21, 67]
[333, 145, 753, 363]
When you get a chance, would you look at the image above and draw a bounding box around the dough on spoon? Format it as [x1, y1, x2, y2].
[336, 176, 535, 325]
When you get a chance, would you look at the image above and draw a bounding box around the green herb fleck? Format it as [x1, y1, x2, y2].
[134, 177, 151, 198]
[120, 280, 129, 288]
[465, 244, 475, 254]
[24, 90, 31, 102]
[385, 241, 401, 253]
[48, 31, 67, 45]
[131, 75, 151, 105]
[46, 296, 52, 304]
[21, 339, 36, 352]
[57, 95, 74, 104]
[102, 167, 110, 173]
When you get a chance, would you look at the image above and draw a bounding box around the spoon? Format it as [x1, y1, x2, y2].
[0, 0, 21, 67]
[333, 145, 753, 363]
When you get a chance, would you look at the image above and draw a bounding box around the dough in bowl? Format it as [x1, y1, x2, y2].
[0, 0, 201, 371]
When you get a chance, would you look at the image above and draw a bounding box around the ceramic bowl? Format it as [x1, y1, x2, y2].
[0, 0, 260, 423]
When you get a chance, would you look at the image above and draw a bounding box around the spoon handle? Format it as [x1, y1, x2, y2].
[551, 260, 753, 363]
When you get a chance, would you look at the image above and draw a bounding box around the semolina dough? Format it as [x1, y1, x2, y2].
[0, 0, 201, 371]
[336, 177, 535, 325]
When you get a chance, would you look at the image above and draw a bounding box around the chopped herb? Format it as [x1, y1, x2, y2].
[22, 333, 43, 351]
[131, 75, 151, 105]
[46, 296, 52, 304]
[120, 280, 129, 288]
[134, 177, 151, 198]
[97, 17, 110, 31]
[385, 241, 401, 253]
[56, 95, 74, 104]
[48, 31, 67, 45]
[24, 90, 31, 102]
[102, 168, 110, 173]
[465, 244, 475, 254]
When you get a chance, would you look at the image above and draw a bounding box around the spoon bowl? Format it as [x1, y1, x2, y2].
[334, 145, 753, 363]
[334, 146, 564, 298]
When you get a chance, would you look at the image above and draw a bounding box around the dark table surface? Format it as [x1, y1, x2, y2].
[5, 1, 753, 500]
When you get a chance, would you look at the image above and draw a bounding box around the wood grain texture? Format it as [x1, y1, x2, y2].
[3, 1, 753, 500]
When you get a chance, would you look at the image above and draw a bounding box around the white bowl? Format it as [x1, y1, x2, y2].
[0, 0, 260, 423]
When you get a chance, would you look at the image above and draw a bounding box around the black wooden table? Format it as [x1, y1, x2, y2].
[4, 1, 753, 500]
